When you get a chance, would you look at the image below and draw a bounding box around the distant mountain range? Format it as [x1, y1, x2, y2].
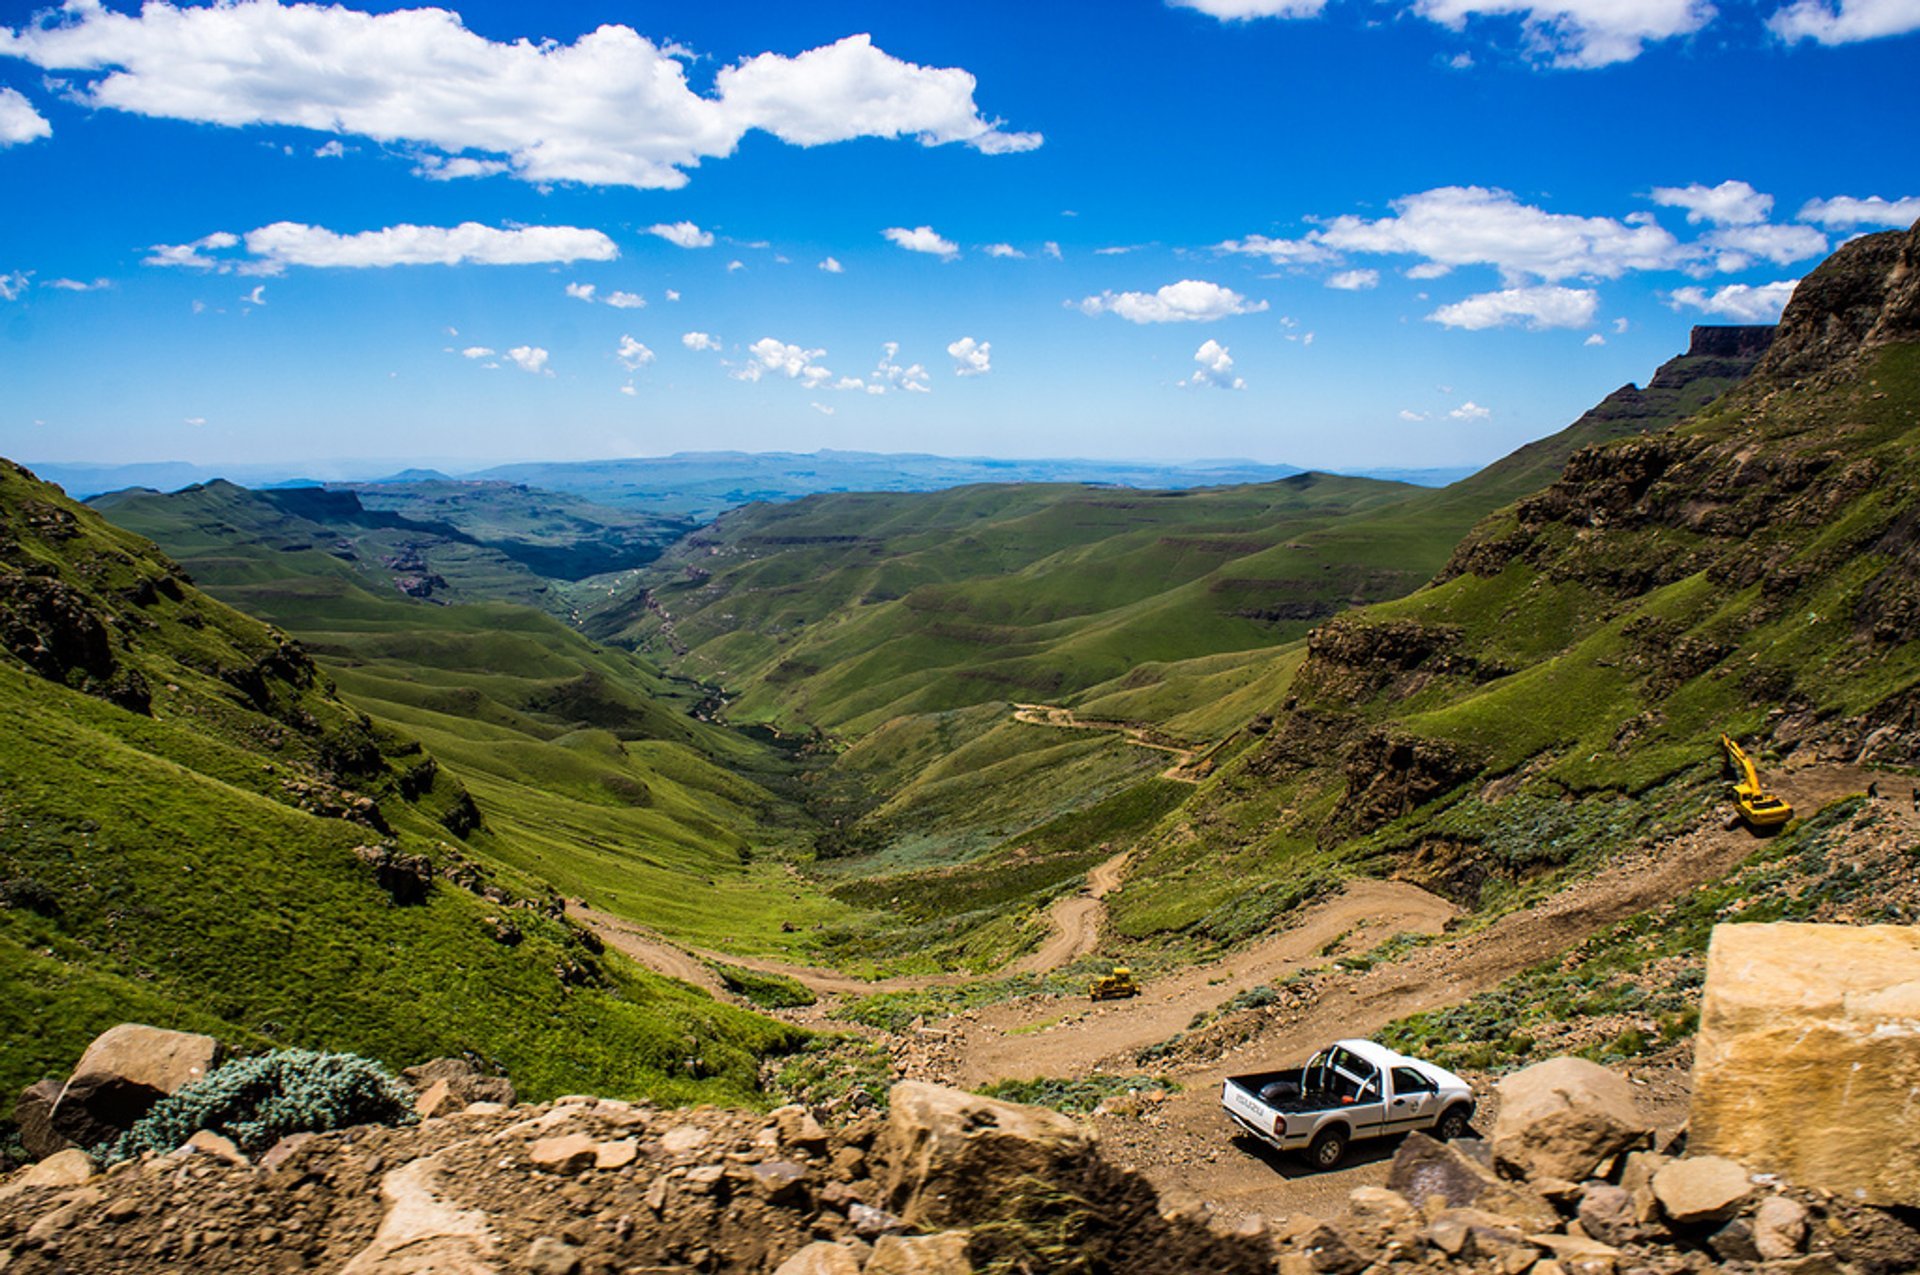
[29, 450, 1476, 519]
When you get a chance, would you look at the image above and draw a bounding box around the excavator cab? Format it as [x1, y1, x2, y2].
[1089, 966, 1141, 1001]
[1721, 734, 1794, 829]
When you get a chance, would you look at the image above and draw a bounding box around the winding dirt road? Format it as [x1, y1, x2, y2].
[1011, 850, 1132, 975]
[1011, 703, 1208, 782]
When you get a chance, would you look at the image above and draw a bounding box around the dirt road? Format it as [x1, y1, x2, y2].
[1011, 850, 1132, 975]
[1012, 702, 1207, 781]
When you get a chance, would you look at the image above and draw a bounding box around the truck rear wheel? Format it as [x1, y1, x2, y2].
[1435, 1105, 1471, 1141]
[1307, 1127, 1348, 1170]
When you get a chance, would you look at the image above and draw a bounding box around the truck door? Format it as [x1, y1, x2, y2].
[1334, 1051, 1388, 1138]
[1388, 1065, 1440, 1131]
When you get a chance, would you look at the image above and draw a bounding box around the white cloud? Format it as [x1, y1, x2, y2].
[414, 154, 508, 181]
[1399, 409, 1429, 421]
[1769, 0, 1920, 43]
[507, 345, 550, 375]
[1667, 280, 1799, 322]
[869, 341, 931, 393]
[1042, 241, 1062, 260]
[1427, 284, 1599, 330]
[1797, 194, 1920, 229]
[727, 259, 745, 272]
[1614, 317, 1630, 332]
[1406, 262, 1453, 280]
[314, 138, 345, 158]
[818, 256, 844, 273]
[1449, 401, 1492, 420]
[459, 346, 495, 359]
[883, 225, 959, 259]
[183, 416, 206, 427]
[649, 221, 713, 249]
[811, 401, 835, 415]
[0, 11, 1038, 190]
[1077, 279, 1268, 324]
[1216, 233, 1334, 265]
[1317, 186, 1683, 282]
[605, 290, 645, 309]
[1170, 0, 1330, 18]
[619, 384, 637, 397]
[242, 284, 266, 305]
[1095, 245, 1141, 256]
[1585, 333, 1607, 345]
[1411, 0, 1715, 66]
[1180, 339, 1245, 390]
[616, 334, 655, 370]
[1702, 223, 1827, 270]
[1326, 268, 1380, 290]
[145, 230, 240, 269]
[947, 336, 991, 376]
[682, 331, 721, 352]
[45, 277, 110, 292]
[737, 337, 831, 386]
[0, 270, 31, 300]
[1649, 180, 1772, 225]
[0, 86, 49, 146]
[149, 222, 616, 273]
[565, 282, 596, 302]
[983, 243, 1025, 259]
[665, 289, 681, 301]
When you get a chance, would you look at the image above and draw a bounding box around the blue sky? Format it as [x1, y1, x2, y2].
[1, 0, 1916, 475]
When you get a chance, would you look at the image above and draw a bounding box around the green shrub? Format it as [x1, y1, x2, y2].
[107, 1049, 416, 1161]
[708, 961, 817, 1010]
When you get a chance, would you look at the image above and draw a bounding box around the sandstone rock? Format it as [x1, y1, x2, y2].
[338, 1155, 496, 1275]
[773, 1104, 829, 1155]
[877, 1081, 1091, 1228]
[13, 1080, 70, 1161]
[260, 1133, 318, 1173]
[1576, 1184, 1640, 1247]
[50, 1024, 220, 1147]
[523, 1235, 582, 1275]
[1298, 1222, 1367, 1275]
[1711, 1217, 1764, 1263]
[1386, 1132, 1559, 1231]
[1528, 1233, 1621, 1275]
[867, 1231, 974, 1275]
[1758, 1256, 1851, 1275]
[414, 1080, 460, 1119]
[773, 1242, 864, 1275]
[1617, 1150, 1669, 1224]
[750, 1159, 809, 1206]
[850, 1201, 906, 1238]
[24, 1186, 104, 1246]
[1492, 1057, 1652, 1184]
[1755, 1195, 1811, 1259]
[1345, 1184, 1415, 1243]
[659, 1125, 711, 1156]
[0, 1148, 95, 1198]
[401, 1057, 515, 1109]
[593, 1139, 638, 1171]
[1652, 1155, 1753, 1224]
[1690, 922, 1920, 1207]
[529, 1133, 597, 1175]
[184, 1130, 247, 1166]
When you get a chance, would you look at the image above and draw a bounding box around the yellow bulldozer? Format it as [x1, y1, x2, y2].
[1721, 734, 1793, 829]
[1089, 966, 1141, 1001]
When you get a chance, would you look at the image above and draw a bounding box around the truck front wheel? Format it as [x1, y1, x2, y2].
[1307, 1127, 1348, 1170]
[1435, 1106, 1471, 1141]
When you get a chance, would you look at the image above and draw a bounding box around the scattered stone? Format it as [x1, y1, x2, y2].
[25, 1186, 104, 1246]
[523, 1235, 582, 1275]
[1492, 1056, 1654, 1184]
[1617, 1150, 1669, 1224]
[14, 1080, 70, 1161]
[1652, 1155, 1754, 1225]
[593, 1139, 637, 1171]
[414, 1079, 461, 1119]
[1710, 1216, 1764, 1262]
[659, 1125, 711, 1156]
[0, 1148, 95, 1198]
[260, 1133, 317, 1173]
[184, 1130, 247, 1166]
[1575, 1183, 1640, 1247]
[1691, 922, 1920, 1207]
[1386, 1132, 1559, 1230]
[866, 1230, 974, 1275]
[850, 1201, 905, 1238]
[1755, 1195, 1811, 1259]
[101, 1198, 141, 1224]
[337, 1156, 496, 1275]
[773, 1241, 864, 1275]
[49, 1024, 220, 1147]
[877, 1081, 1091, 1228]
[1298, 1222, 1367, 1275]
[1529, 1232, 1623, 1275]
[773, 1104, 829, 1155]
[401, 1058, 515, 1109]
[749, 1159, 809, 1206]
[528, 1134, 598, 1175]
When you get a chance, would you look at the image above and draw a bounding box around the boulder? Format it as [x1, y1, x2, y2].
[876, 1082, 1091, 1228]
[1575, 1183, 1640, 1247]
[1689, 922, 1920, 1207]
[1491, 1057, 1652, 1183]
[1652, 1155, 1753, 1225]
[1754, 1195, 1810, 1259]
[1386, 1132, 1559, 1231]
[528, 1133, 597, 1175]
[400, 1057, 515, 1109]
[49, 1024, 220, 1148]
[866, 1231, 974, 1275]
[0, 1147, 95, 1199]
[1527, 1233, 1622, 1275]
[13, 1079, 69, 1160]
[773, 1242, 865, 1275]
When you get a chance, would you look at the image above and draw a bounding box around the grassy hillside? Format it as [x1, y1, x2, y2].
[0, 460, 811, 1114]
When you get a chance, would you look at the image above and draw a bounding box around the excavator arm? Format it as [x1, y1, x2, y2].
[1720, 734, 1793, 829]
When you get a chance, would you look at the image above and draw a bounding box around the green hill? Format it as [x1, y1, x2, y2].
[0, 461, 810, 1115]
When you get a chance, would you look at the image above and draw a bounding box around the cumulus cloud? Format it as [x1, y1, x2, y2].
[507, 345, 550, 374]
[148, 222, 616, 273]
[1769, 0, 1920, 43]
[648, 221, 713, 249]
[1650, 180, 1772, 225]
[145, 230, 240, 269]
[1449, 401, 1492, 419]
[984, 243, 1025, 259]
[0, 9, 1038, 189]
[882, 225, 959, 259]
[1077, 279, 1268, 324]
[1043, 241, 1062, 260]
[1427, 284, 1599, 330]
[242, 284, 266, 305]
[1797, 194, 1920, 229]
[1316, 187, 1683, 283]
[1170, 0, 1329, 17]
[1701, 223, 1827, 271]
[45, 277, 110, 292]
[605, 290, 645, 309]
[1180, 339, 1245, 390]
[0, 86, 49, 146]
[818, 256, 843, 273]
[1216, 233, 1334, 265]
[0, 270, 31, 301]
[869, 342, 931, 393]
[737, 337, 831, 386]
[1667, 280, 1799, 322]
[616, 334, 655, 369]
[313, 138, 344, 158]
[947, 336, 991, 376]
[1410, 0, 1715, 66]
[1326, 269, 1380, 290]
[1585, 333, 1607, 345]
[682, 331, 722, 352]
[565, 282, 596, 302]
[459, 346, 495, 359]
[1399, 409, 1429, 421]
[414, 154, 508, 181]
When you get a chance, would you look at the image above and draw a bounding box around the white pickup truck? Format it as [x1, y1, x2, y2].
[1221, 1038, 1475, 1169]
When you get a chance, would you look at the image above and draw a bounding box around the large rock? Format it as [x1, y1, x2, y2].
[13, 1079, 70, 1160]
[1386, 1132, 1559, 1231]
[1652, 1155, 1753, 1225]
[876, 1082, 1091, 1228]
[50, 1024, 220, 1147]
[1491, 1057, 1652, 1183]
[1689, 922, 1920, 1206]
[400, 1057, 515, 1110]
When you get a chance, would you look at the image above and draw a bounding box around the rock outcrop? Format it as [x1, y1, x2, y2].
[1689, 921, 1920, 1207]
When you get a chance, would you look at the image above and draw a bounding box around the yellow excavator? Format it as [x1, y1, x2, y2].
[1089, 966, 1141, 1001]
[1721, 734, 1793, 829]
